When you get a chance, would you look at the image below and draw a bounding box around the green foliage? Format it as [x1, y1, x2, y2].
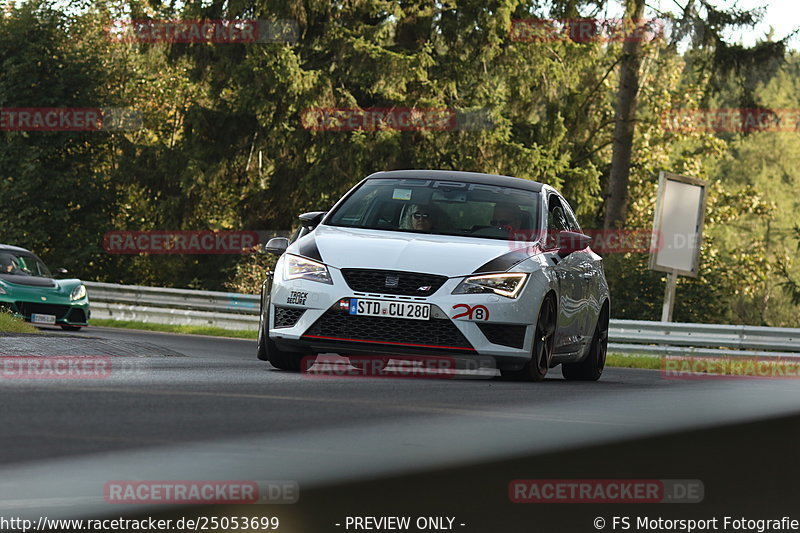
[0, 309, 40, 334]
[0, 1, 115, 277]
[0, 0, 797, 326]
[224, 252, 277, 294]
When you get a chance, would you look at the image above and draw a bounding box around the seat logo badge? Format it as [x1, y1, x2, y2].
[384, 275, 399, 288]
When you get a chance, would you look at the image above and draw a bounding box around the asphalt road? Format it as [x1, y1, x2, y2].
[2, 326, 800, 531]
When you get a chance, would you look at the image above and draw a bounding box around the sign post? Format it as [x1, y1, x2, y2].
[661, 270, 678, 322]
[649, 171, 707, 322]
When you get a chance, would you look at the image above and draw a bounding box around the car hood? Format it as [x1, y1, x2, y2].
[0, 274, 82, 293]
[303, 225, 533, 277]
[0, 273, 57, 288]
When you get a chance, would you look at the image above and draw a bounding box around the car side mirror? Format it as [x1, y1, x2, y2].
[299, 211, 326, 230]
[264, 237, 289, 256]
[557, 231, 591, 256]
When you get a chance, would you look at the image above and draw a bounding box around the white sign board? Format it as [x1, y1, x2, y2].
[649, 171, 707, 278]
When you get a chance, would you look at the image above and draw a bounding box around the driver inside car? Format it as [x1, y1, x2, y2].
[401, 204, 442, 232]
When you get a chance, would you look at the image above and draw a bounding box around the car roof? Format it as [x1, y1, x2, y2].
[0, 244, 33, 254]
[365, 170, 544, 192]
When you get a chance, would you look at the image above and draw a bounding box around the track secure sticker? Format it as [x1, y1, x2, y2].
[286, 291, 308, 305]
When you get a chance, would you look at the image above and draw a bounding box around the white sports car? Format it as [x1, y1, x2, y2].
[257, 170, 610, 381]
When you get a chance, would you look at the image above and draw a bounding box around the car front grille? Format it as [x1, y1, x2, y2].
[477, 323, 528, 349]
[340, 269, 447, 297]
[274, 306, 305, 328]
[304, 311, 473, 350]
[15, 302, 71, 320]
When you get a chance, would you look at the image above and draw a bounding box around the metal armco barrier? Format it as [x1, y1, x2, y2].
[84, 282, 800, 356]
[84, 281, 259, 331]
[608, 320, 800, 358]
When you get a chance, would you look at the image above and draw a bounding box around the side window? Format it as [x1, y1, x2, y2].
[547, 196, 569, 231]
[563, 202, 581, 233]
[546, 195, 569, 247]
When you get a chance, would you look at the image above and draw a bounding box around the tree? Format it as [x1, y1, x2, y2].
[604, 0, 645, 230]
[0, 1, 115, 275]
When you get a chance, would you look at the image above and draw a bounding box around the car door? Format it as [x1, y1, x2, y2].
[560, 197, 598, 346]
[544, 193, 583, 353]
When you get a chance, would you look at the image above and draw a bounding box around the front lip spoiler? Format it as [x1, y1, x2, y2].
[276, 335, 477, 357]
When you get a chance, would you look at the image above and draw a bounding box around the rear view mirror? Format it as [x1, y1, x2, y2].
[299, 211, 326, 230]
[264, 237, 289, 255]
[557, 231, 591, 256]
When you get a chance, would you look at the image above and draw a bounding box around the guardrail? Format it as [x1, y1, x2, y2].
[85, 282, 800, 357]
[608, 320, 800, 358]
[84, 281, 260, 331]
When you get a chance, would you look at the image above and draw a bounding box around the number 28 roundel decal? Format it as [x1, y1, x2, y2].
[452, 304, 490, 321]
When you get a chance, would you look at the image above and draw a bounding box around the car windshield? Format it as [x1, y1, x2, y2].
[0, 251, 52, 278]
[326, 178, 541, 240]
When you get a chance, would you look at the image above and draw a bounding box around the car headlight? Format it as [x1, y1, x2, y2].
[284, 254, 332, 284]
[70, 284, 87, 301]
[452, 273, 528, 298]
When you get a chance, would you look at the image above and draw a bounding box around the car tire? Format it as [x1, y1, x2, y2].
[562, 305, 608, 381]
[60, 325, 82, 331]
[500, 295, 556, 382]
[257, 307, 315, 371]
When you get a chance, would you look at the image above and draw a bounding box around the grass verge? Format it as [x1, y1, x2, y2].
[0, 312, 40, 334]
[605, 353, 661, 370]
[90, 318, 258, 339]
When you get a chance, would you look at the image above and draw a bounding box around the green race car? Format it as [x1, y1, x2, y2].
[0, 244, 90, 330]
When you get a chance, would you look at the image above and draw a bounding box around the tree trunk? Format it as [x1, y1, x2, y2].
[604, 0, 646, 229]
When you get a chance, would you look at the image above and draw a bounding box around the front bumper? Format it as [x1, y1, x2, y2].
[0, 298, 90, 326]
[267, 267, 545, 363]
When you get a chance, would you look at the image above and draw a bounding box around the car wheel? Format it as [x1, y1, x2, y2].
[500, 295, 556, 382]
[257, 307, 315, 371]
[562, 306, 608, 381]
[60, 325, 82, 331]
[256, 312, 270, 361]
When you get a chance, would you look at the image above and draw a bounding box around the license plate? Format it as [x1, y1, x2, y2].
[31, 313, 56, 325]
[349, 299, 430, 320]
